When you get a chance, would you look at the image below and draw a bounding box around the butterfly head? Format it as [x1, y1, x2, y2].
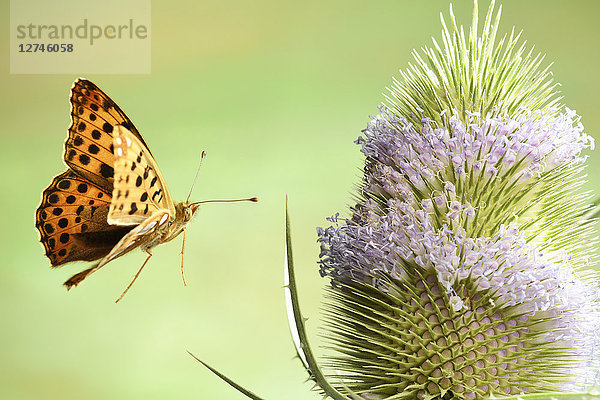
[175, 201, 199, 225]
[189, 202, 203, 217]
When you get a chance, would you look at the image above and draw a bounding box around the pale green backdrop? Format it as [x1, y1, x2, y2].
[1, 1, 599, 399]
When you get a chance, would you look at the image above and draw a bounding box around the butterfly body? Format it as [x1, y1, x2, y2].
[110, 200, 199, 258]
[36, 79, 204, 292]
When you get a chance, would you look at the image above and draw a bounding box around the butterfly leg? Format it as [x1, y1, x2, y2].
[180, 228, 187, 286]
[115, 250, 153, 303]
[63, 242, 132, 290]
[64, 261, 102, 290]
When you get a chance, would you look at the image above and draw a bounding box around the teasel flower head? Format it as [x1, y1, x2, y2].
[316, 1, 600, 399]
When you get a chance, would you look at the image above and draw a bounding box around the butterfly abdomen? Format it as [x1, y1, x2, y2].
[72, 226, 134, 251]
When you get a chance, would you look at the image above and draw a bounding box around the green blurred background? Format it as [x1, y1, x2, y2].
[1, 0, 599, 398]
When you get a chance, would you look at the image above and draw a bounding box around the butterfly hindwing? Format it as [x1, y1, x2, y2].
[36, 170, 133, 266]
[108, 125, 175, 225]
[65, 79, 151, 191]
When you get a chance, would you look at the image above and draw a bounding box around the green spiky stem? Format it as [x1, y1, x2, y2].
[285, 199, 363, 400]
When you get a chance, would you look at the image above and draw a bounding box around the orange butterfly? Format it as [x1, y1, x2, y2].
[36, 79, 256, 301]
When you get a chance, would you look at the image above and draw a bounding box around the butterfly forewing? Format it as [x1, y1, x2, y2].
[36, 170, 133, 266]
[66, 79, 150, 190]
[108, 125, 175, 225]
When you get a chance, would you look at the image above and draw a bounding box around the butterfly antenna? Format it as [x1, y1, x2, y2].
[186, 151, 207, 203]
[191, 197, 258, 206]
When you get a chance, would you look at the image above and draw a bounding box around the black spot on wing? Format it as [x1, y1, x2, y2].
[60, 233, 70, 244]
[100, 163, 114, 179]
[120, 121, 135, 131]
[79, 154, 90, 165]
[58, 180, 71, 190]
[103, 122, 113, 133]
[88, 144, 100, 154]
[44, 223, 54, 234]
